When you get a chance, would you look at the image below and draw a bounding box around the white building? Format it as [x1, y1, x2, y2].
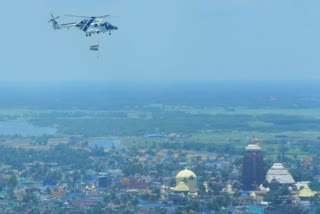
[266, 163, 295, 184]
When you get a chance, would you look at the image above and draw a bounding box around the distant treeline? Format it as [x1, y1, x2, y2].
[29, 111, 320, 137]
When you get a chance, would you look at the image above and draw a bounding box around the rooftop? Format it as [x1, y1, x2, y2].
[266, 163, 295, 184]
[245, 144, 261, 151]
[299, 185, 316, 198]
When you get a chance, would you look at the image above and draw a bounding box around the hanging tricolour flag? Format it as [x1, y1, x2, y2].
[90, 44, 99, 51]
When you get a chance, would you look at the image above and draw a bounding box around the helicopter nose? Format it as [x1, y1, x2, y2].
[114, 26, 118, 30]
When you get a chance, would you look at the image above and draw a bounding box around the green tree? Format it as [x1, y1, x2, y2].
[310, 181, 320, 191]
[8, 174, 17, 188]
[22, 192, 39, 204]
[207, 198, 221, 211]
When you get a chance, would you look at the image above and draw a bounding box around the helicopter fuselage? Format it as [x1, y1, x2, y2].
[50, 14, 118, 37]
[79, 18, 118, 36]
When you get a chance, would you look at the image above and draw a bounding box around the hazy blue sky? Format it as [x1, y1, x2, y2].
[1, 0, 320, 81]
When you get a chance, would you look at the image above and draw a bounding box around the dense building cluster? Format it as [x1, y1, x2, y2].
[0, 137, 319, 213]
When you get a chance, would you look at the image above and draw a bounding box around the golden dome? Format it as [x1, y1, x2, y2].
[173, 182, 190, 192]
[176, 169, 197, 179]
[175, 169, 197, 190]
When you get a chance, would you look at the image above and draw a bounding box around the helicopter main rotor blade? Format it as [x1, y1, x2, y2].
[65, 15, 110, 19]
[96, 15, 110, 18]
[65, 15, 90, 18]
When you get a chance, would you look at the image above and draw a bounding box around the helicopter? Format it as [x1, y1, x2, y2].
[48, 13, 118, 36]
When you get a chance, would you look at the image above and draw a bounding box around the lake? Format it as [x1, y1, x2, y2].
[0, 121, 56, 136]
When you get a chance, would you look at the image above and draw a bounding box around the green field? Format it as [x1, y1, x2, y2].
[0, 106, 319, 159]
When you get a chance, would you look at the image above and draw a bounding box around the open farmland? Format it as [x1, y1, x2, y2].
[0, 106, 319, 160]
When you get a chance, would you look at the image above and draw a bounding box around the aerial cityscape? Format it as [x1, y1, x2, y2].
[0, 81, 318, 213]
[2, 0, 320, 213]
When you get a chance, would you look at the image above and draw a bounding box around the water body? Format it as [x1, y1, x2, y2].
[90, 139, 121, 150]
[0, 122, 56, 136]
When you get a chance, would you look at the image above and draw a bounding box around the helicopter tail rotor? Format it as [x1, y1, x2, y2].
[48, 13, 61, 29]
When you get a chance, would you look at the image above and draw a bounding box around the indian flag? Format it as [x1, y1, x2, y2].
[90, 45, 99, 51]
